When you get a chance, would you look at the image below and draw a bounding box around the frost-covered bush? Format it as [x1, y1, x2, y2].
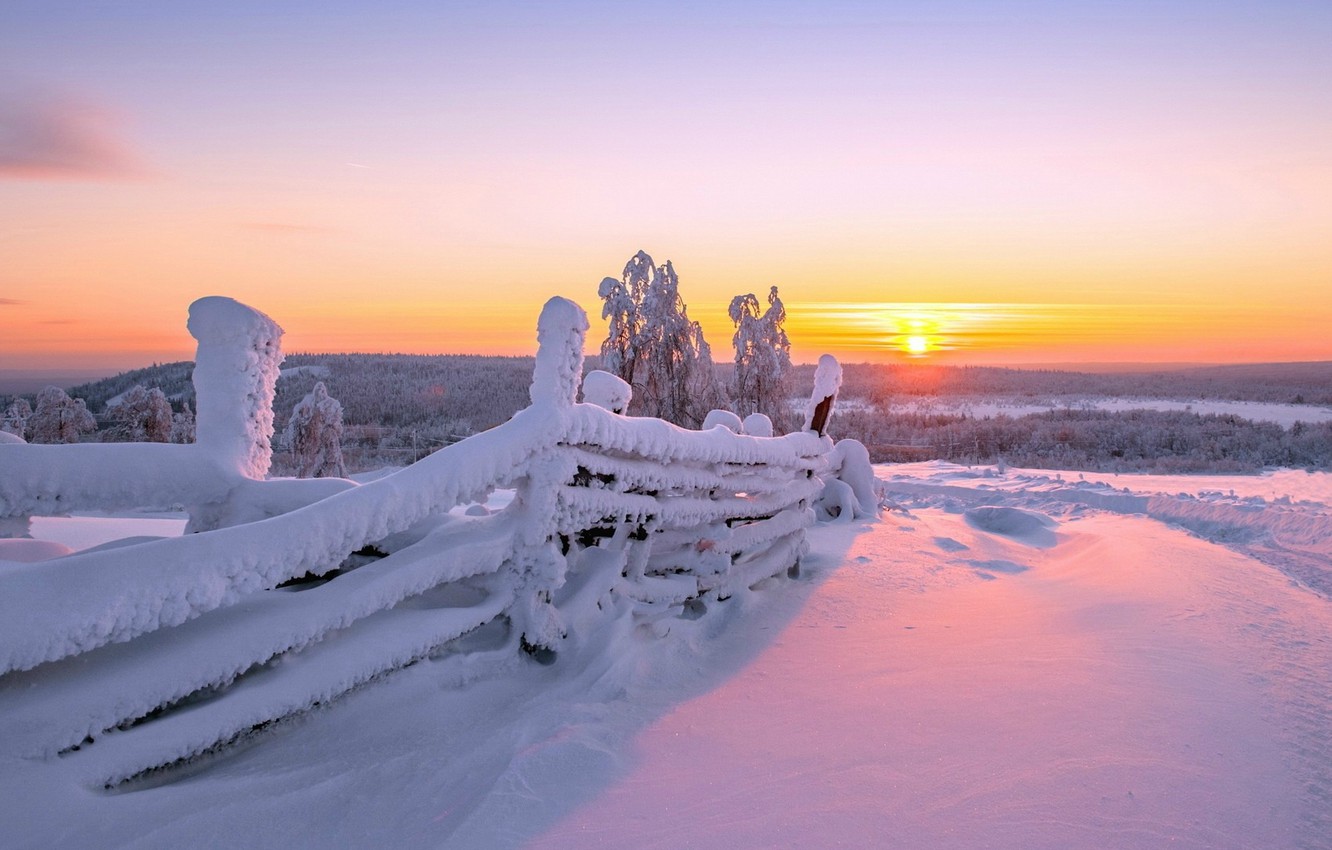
[703, 409, 743, 433]
[2, 398, 31, 438]
[284, 381, 347, 478]
[105, 385, 173, 442]
[170, 402, 196, 444]
[742, 413, 774, 438]
[729, 286, 792, 429]
[26, 386, 96, 444]
[596, 250, 728, 428]
[582, 370, 631, 414]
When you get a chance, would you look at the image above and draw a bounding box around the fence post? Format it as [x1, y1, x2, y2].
[187, 297, 284, 479]
[529, 296, 589, 409]
[803, 354, 843, 437]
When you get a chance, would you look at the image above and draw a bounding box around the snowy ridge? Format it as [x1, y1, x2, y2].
[0, 295, 837, 786]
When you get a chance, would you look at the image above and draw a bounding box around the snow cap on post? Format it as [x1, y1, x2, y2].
[187, 296, 284, 478]
[531, 296, 589, 408]
[803, 354, 842, 436]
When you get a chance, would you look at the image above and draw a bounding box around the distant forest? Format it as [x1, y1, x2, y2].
[4, 356, 1330, 474]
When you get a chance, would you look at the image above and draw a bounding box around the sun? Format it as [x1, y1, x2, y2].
[905, 335, 929, 355]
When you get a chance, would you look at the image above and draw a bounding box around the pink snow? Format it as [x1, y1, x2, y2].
[529, 507, 1327, 850]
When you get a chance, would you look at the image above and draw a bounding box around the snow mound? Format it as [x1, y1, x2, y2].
[964, 506, 1058, 547]
[0, 539, 74, 563]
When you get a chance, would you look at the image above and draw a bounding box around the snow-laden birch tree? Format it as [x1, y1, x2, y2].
[597, 251, 726, 428]
[729, 285, 792, 428]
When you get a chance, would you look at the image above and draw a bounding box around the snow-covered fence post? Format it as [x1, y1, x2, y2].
[530, 296, 589, 409]
[803, 354, 842, 437]
[510, 296, 590, 657]
[187, 297, 284, 479]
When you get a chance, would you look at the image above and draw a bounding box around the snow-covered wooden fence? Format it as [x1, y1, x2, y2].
[0, 295, 838, 789]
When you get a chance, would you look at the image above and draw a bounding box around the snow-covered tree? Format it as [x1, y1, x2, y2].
[596, 251, 727, 428]
[284, 381, 347, 478]
[105, 385, 173, 442]
[730, 285, 792, 428]
[170, 401, 196, 444]
[2, 398, 31, 438]
[26, 386, 97, 444]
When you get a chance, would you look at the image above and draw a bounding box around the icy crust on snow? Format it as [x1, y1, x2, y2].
[0, 443, 241, 518]
[187, 296, 284, 479]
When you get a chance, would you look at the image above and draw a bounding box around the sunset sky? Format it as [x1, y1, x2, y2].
[2, 0, 1329, 373]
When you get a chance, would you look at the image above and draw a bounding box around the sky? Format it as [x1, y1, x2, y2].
[2, 0, 1330, 373]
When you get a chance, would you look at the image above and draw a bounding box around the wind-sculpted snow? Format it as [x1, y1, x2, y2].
[882, 461, 1332, 594]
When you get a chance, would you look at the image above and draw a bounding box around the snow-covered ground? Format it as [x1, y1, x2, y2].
[4, 464, 1331, 849]
[894, 397, 1332, 428]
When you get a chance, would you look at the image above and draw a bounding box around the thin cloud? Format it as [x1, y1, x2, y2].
[0, 92, 146, 181]
[0, 298, 27, 306]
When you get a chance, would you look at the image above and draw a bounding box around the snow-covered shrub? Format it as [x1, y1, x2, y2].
[284, 382, 348, 478]
[170, 402, 196, 444]
[105, 385, 173, 442]
[703, 409, 743, 433]
[582, 370, 631, 414]
[742, 413, 773, 438]
[26, 386, 97, 444]
[729, 286, 792, 428]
